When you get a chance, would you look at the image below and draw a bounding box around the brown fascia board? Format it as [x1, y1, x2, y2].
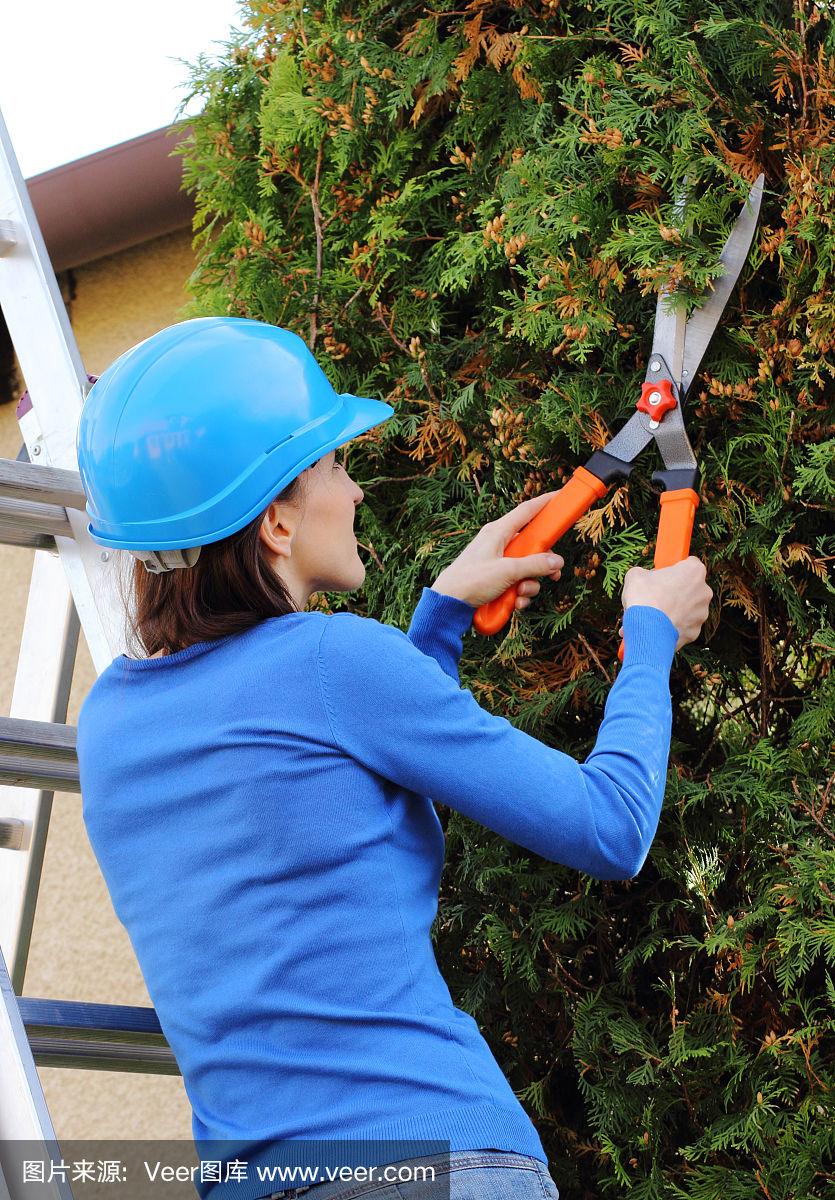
[26, 124, 196, 272]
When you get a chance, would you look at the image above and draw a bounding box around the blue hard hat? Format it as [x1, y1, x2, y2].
[76, 317, 394, 555]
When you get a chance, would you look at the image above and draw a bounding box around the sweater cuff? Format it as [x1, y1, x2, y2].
[621, 605, 678, 673]
[411, 585, 476, 637]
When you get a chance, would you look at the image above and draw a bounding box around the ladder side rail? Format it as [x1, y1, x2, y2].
[0, 550, 79, 989]
[0, 946, 75, 1199]
[0, 106, 126, 670]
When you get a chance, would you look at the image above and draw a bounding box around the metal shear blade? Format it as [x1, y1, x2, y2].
[604, 173, 765, 472]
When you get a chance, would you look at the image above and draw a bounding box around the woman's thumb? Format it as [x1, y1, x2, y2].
[499, 490, 559, 534]
[507, 550, 563, 581]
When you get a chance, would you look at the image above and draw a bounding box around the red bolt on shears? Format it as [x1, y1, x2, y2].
[474, 174, 765, 662]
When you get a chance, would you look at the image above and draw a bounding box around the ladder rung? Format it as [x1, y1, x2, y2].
[0, 714, 79, 793]
[0, 818, 24, 849]
[0, 496, 73, 539]
[0, 456, 85, 547]
[0, 456, 88, 510]
[18, 998, 179, 1076]
[0, 523, 56, 550]
[27, 1037, 179, 1074]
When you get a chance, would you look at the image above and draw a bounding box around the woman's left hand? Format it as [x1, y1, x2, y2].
[430, 491, 564, 610]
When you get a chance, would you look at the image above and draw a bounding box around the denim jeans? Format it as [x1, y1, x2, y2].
[260, 1149, 559, 1200]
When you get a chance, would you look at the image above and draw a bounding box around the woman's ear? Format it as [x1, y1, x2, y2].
[258, 502, 296, 559]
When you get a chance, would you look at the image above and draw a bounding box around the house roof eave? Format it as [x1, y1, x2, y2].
[25, 123, 196, 272]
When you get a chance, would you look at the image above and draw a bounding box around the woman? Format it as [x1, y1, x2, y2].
[75, 317, 712, 1200]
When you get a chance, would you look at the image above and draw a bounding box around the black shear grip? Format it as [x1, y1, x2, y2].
[651, 466, 700, 493]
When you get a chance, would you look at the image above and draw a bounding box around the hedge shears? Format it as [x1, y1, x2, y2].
[473, 173, 765, 662]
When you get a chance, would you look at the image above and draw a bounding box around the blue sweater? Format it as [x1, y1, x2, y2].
[77, 588, 678, 1199]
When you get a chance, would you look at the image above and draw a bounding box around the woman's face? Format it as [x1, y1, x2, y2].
[257, 444, 366, 609]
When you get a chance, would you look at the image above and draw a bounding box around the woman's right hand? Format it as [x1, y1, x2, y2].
[619, 556, 714, 653]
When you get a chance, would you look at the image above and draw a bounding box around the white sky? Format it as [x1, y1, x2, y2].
[0, 0, 247, 178]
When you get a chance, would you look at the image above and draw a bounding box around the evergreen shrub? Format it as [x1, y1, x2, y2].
[176, 2, 835, 1193]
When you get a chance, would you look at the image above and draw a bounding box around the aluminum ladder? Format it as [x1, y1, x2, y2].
[0, 106, 179, 1199]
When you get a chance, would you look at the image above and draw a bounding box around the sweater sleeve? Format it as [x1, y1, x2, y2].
[316, 603, 680, 880]
[405, 586, 476, 682]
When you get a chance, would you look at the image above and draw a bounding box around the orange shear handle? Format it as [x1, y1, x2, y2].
[473, 466, 609, 637]
[616, 487, 700, 663]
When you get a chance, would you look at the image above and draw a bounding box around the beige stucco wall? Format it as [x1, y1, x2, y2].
[0, 226, 197, 1139]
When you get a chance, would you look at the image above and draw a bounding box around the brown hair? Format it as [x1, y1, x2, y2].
[118, 469, 309, 658]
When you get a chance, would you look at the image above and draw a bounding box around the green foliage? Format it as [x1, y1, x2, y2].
[175, 1, 835, 1194]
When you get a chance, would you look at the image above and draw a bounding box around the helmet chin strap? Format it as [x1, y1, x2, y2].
[129, 547, 202, 574]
